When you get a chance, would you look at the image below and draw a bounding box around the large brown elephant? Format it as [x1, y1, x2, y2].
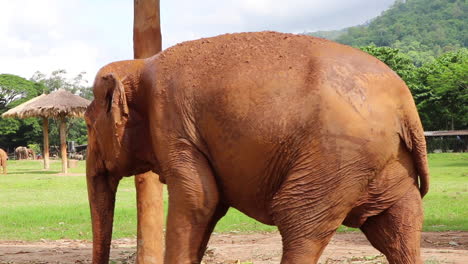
[85, 32, 429, 264]
[0, 148, 7, 174]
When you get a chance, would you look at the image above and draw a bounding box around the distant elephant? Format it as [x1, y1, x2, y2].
[85, 32, 429, 264]
[0, 148, 7, 174]
[69, 153, 84, 160]
[27, 148, 36, 160]
[15, 146, 28, 160]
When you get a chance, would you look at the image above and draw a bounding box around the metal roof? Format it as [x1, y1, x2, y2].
[424, 130, 468, 137]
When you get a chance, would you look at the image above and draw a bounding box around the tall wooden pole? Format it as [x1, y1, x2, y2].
[135, 172, 164, 264]
[133, 0, 164, 263]
[59, 116, 68, 173]
[42, 117, 50, 169]
[134, 0, 162, 58]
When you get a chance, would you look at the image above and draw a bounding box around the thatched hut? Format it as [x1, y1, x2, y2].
[2, 89, 90, 173]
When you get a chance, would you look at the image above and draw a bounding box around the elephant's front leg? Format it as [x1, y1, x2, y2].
[164, 145, 225, 264]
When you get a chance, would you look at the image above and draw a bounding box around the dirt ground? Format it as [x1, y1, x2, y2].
[0, 232, 467, 264]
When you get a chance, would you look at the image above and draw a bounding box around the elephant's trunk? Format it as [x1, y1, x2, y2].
[86, 148, 118, 264]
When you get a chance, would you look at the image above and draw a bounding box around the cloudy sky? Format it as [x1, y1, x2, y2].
[0, 0, 395, 83]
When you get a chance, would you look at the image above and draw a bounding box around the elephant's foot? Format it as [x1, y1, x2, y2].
[361, 185, 423, 264]
[279, 236, 334, 264]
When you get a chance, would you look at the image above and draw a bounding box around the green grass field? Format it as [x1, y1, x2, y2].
[0, 153, 466, 241]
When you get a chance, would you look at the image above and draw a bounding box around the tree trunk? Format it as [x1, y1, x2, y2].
[42, 117, 50, 169]
[133, 0, 164, 263]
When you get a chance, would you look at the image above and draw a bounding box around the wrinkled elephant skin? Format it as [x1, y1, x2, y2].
[85, 32, 429, 264]
[0, 148, 7, 174]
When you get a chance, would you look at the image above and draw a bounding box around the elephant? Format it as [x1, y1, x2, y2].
[70, 153, 84, 160]
[15, 146, 28, 160]
[15, 147, 35, 160]
[0, 148, 7, 174]
[85, 31, 429, 264]
[27, 148, 36, 160]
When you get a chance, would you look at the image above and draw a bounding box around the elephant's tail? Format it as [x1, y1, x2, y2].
[399, 108, 430, 198]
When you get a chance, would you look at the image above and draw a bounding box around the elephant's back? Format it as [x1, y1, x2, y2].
[156, 31, 329, 70]
[155, 31, 407, 110]
[155, 31, 415, 161]
[155, 31, 415, 172]
[155, 31, 361, 92]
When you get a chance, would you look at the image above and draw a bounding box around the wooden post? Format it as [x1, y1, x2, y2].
[134, 0, 162, 58]
[135, 172, 164, 264]
[42, 117, 50, 170]
[59, 116, 67, 173]
[134, 0, 164, 263]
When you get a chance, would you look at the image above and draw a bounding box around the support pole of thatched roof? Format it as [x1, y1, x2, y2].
[59, 116, 67, 174]
[133, 0, 164, 262]
[42, 117, 50, 170]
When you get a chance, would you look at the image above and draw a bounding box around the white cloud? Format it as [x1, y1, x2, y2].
[0, 0, 396, 83]
[160, 0, 395, 47]
[0, 40, 99, 84]
[0, 0, 103, 81]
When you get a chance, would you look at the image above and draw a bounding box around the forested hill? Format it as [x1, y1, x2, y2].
[309, 0, 467, 65]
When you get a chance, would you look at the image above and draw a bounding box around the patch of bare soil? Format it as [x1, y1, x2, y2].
[0, 232, 466, 264]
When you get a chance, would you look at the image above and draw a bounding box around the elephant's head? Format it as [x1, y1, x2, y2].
[85, 59, 156, 263]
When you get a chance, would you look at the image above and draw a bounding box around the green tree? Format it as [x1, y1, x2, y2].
[417, 49, 468, 130]
[31, 69, 93, 100]
[0, 74, 45, 152]
[0, 74, 43, 109]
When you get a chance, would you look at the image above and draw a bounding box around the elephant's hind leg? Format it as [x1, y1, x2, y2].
[272, 195, 346, 264]
[271, 170, 365, 263]
[360, 185, 423, 264]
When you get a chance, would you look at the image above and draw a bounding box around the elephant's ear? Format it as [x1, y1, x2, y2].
[101, 73, 130, 127]
[98, 73, 131, 156]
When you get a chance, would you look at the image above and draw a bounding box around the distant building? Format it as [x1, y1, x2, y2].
[424, 130, 468, 153]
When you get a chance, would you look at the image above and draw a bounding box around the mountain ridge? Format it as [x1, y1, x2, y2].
[307, 0, 467, 65]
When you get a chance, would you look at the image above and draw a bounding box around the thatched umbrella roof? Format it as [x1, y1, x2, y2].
[2, 89, 90, 119]
[1, 94, 47, 118]
[2, 89, 90, 173]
